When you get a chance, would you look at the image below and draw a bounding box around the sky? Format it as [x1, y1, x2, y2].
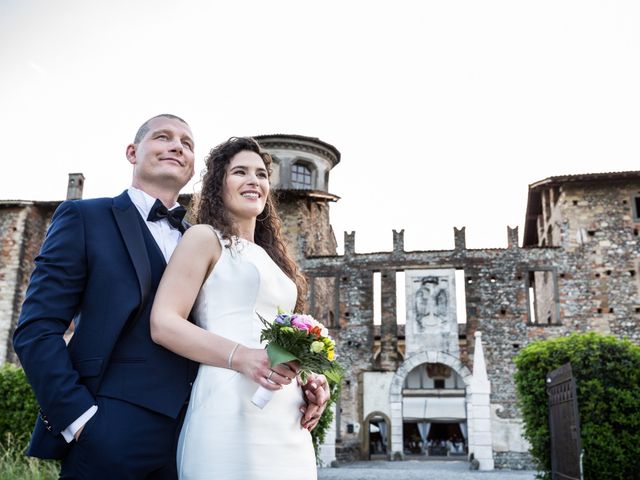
[2, 0, 639, 254]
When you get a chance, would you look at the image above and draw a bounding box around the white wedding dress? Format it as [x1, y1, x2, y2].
[177, 233, 317, 480]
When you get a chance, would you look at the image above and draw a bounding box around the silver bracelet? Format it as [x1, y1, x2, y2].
[227, 343, 240, 370]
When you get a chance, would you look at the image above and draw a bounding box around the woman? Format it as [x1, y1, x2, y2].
[151, 137, 318, 479]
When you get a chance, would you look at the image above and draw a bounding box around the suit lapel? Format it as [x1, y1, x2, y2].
[112, 192, 151, 317]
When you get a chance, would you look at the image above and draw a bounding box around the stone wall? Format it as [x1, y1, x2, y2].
[277, 196, 337, 261]
[493, 452, 538, 470]
[530, 179, 640, 342]
[0, 203, 54, 364]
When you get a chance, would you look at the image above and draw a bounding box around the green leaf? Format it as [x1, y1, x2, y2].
[325, 368, 343, 384]
[266, 342, 299, 367]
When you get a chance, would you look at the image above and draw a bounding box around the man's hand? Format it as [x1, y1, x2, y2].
[299, 373, 330, 431]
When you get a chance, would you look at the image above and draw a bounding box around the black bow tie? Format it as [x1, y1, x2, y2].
[147, 199, 187, 233]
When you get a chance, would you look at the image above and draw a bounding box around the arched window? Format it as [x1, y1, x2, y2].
[291, 162, 312, 189]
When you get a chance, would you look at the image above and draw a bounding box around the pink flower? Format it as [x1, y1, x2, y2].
[291, 315, 313, 331]
[297, 314, 316, 324]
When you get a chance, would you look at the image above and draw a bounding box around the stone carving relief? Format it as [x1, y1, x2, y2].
[405, 269, 459, 357]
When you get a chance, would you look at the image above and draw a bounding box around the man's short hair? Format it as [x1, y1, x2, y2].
[133, 114, 189, 144]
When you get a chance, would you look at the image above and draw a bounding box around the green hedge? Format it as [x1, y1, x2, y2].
[514, 332, 640, 480]
[0, 365, 59, 479]
[0, 364, 38, 447]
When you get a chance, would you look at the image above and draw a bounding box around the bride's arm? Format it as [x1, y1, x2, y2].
[150, 225, 293, 391]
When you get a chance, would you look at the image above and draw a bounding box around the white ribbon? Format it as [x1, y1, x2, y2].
[251, 385, 275, 409]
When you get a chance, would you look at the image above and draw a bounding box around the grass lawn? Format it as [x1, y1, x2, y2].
[0, 436, 58, 480]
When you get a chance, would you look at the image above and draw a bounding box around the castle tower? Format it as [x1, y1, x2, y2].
[523, 171, 640, 337]
[66, 173, 85, 200]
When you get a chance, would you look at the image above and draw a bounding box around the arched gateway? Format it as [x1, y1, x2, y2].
[389, 350, 473, 457]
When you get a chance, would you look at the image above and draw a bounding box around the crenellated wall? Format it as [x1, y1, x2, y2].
[302, 202, 640, 467]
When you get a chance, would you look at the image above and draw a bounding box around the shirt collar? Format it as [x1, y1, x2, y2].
[127, 186, 180, 220]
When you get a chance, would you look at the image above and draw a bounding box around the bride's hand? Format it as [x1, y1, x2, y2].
[233, 346, 297, 391]
[299, 373, 330, 430]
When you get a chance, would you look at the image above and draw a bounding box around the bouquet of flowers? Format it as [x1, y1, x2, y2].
[251, 310, 343, 409]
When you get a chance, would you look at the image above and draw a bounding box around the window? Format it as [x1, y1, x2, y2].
[633, 195, 640, 222]
[373, 272, 381, 325]
[291, 163, 312, 189]
[434, 379, 445, 389]
[527, 268, 560, 325]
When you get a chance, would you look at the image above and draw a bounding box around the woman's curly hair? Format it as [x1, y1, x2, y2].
[195, 137, 307, 311]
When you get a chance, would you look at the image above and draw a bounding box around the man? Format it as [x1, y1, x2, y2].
[14, 114, 327, 479]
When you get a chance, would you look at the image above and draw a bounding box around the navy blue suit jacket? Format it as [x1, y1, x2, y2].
[13, 191, 194, 459]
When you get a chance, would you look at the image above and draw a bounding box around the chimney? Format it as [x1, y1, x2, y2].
[67, 173, 85, 200]
[507, 226, 519, 249]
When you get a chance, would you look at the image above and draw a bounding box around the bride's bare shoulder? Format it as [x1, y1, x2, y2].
[179, 224, 222, 253]
[186, 223, 217, 236]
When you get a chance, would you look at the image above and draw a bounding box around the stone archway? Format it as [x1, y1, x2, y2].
[362, 411, 392, 459]
[388, 350, 473, 457]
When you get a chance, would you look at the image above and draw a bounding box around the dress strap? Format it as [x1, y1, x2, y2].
[199, 225, 246, 257]
[202, 225, 243, 255]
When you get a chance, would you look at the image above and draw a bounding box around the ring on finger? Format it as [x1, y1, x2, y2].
[267, 370, 275, 380]
[274, 370, 291, 381]
[282, 363, 298, 374]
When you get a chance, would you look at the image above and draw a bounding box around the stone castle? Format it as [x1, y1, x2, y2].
[1, 134, 639, 469]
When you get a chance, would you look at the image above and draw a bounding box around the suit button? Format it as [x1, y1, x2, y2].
[189, 382, 193, 387]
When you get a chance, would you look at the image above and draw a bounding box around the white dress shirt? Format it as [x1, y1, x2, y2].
[127, 186, 183, 263]
[61, 187, 183, 442]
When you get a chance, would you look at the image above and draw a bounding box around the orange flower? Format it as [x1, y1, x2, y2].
[309, 326, 322, 338]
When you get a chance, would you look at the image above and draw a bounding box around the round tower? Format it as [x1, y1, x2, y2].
[254, 134, 341, 260]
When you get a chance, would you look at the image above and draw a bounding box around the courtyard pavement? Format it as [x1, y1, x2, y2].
[317, 460, 537, 480]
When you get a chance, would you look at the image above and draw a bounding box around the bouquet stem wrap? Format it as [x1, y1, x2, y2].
[251, 384, 275, 409]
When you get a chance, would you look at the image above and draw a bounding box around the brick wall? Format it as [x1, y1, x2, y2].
[0, 203, 53, 364]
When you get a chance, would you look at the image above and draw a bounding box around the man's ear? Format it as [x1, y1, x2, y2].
[126, 144, 136, 165]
